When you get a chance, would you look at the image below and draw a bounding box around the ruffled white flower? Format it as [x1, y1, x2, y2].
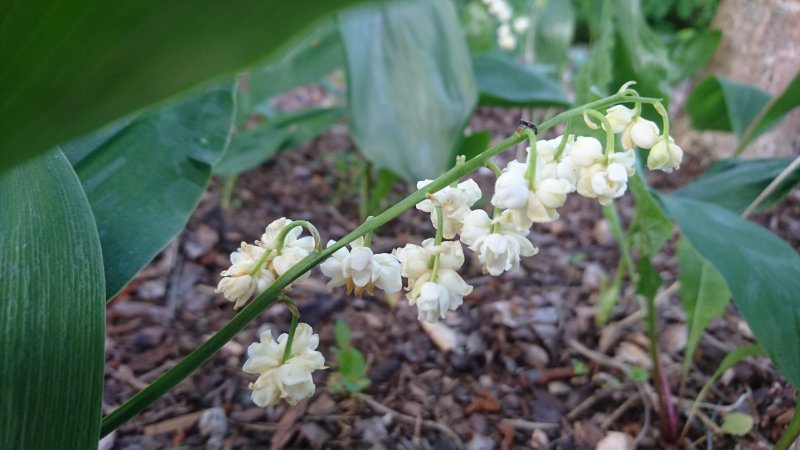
[609, 149, 637, 177]
[497, 23, 517, 50]
[396, 239, 472, 322]
[622, 117, 660, 150]
[487, 0, 513, 22]
[605, 105, 635, 133]
[259, 218, 315, 254]
[460, 210, 538, 275]
[570, 136, 605, 168]
[491, 160, 571, 229]
[512, 16, 530, 33]
[416, 179, 482, 239]
[319, 238, 402, 296]
[216, 243, 274, 309]
[647, 136, 683, 173]
[243, 323, 326, 407]
[590, 163, 629, 205]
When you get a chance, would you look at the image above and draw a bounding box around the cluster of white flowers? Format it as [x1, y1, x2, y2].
[243, 323, 326, 407]
[319, 237, 402, 296]
[215, 218, 314, 309]
[481, 0, 530, 50]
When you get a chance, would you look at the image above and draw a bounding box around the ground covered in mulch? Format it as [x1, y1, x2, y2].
[102, 104, 799, 450]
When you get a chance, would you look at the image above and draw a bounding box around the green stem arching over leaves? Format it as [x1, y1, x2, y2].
[99, 92, 663, 437]
[276, 220, 322, 254]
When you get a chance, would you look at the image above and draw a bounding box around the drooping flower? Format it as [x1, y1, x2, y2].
[414, 276, 473, 323]
[416, 179, 482, 239]
[243, 323, 326, 407]
[605, 105, 635, 133]
[319, 238, 402, 296]
[590, 162, 630, 206]
[512, 16, 530, 33]
[622, 117, 660, 150]
[460, 209, 538, 275]
[216, 243, 274, 309]
[491, 160, 572, 229]
[497, 23, 517, 50]
[570, 136, 604, 168]
[647, 136, 683, 173]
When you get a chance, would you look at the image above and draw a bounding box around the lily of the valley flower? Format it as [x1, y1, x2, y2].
[243, 323, 326, 407]
[590, 162, 630, 206]
[622, 117, 660, 150]
[416, 179, 482, 239]
[460, 209, 538, 276]
[320, 238, 402, 296]
[605, 105, 635, 133]
[396, 239, 472, 322]
[647, 136, 683, 173]
[216, 243, 274, 309]
[491, 160, 572, 229]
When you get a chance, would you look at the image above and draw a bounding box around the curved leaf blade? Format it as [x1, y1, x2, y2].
[472, 55, 569, 108]
[661, 194, 800, 389]
[339, 0, 477, 182]
[686, 76, 771, 136]
[0, 0, 366, 172]
[743, 70, 800, 147]
[0, 151, 105, 449]
[63, 88, 234, 299]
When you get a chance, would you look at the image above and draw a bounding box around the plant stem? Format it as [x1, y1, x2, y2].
[553, 119, 572, 161]
[100, 93, 656, 437]
[774, 393, 800, 450]
[583, 109, 615, 156]
[248, 248, 273, 277]
[430, 206, 444, 282]
[281, 312, 300, 363]
[220, 175, 238, 210]
[485, 160, 503, 177]
[602, 203, 634, 279]
[359, 160, 370, 221]
[523, 128, 538, 187]
[276, 220, 322, 254]
[742, 155, 800, 218]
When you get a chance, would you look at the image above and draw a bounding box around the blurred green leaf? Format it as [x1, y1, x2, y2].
[63, 88, 234, 299]
[457, 131, 493, 162]
[666, 29, 721, 83]
[660, 195, 800, 389]
[740, 71, 800, 149]
[574, 0, 615, 103]
[686, 76, 771, 136]
[472, 55, 570, 107]
[677, 237, 731, 378]
[635, 256, 662, 301]
[368, 169, 399, 215]
[334, 319, 352, 349]
[274, 108, 344, 149]
[0, 0, 367, 173]
[629, 174, 673, 256]
[1, 151, 105, 450]
[721, 412, 754, 436]
[533, 0, 575, 74]
[675, 158, 800, 214]
[338, 347, 367, 381]
[339, 0, 477, 182]
[214, 126, 291, 177]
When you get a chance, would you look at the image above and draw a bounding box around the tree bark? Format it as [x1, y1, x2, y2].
[672, 0, 800, 161]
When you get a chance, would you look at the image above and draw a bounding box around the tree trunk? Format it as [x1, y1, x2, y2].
[672, 0, 800, 162]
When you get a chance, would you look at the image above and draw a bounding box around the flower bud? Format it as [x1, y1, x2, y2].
[605, 105, 635, 133]
[622, 117, 660, 150]
[570, 137, 604, 168]
[647, 137, 683, 173]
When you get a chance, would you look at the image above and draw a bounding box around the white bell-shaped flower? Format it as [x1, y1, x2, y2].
[570, 136, 604, 168]
[414, 274, 472, 323]
[259, 218, 315, 253]
[590, 163, 629, 206]
[512, 16, 530, 33]
[605, 105, 635, 133]
[497, 23, 517, 50]
[491, 160, 571, 229]
[416, 179, 482, 239]
[460, 210, 538, 276]
[622, 117, 660, 150]
[320, 238, 402, 296]
[647, 136, 683, 173]
[243, 323, 326, 407]
[608, 149, 637, 177]
[216, 243, 275, 309]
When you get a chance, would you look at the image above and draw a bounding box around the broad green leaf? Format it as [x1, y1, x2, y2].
[629, 173, 673, 256]
[675, 158, 800, 214]
[457, 131, 493, 162]
[1, 151, 105, 449]
[214, 126, 291, 177]
[677, 237, 731, 378]
[533, 0, 575, 74]
[660, 195, 800, 389]
[472, 55, 570, 107]
[334, 319, 352, 349]
[338, 347, 368, 384]
[0, 0, 367, 173]
[666, 29, 721, 84]
[367, 169, 399, 215]
[636, 256, 662, 302]
[574, 0, 615, 103]
[741, 70, 800, 148]
[273, 108, 344, 150]
[721, 412, 754, 436]
[686, 76, 772, 136]
[339, 0, 478, 182]
[63, 88, 235, 299]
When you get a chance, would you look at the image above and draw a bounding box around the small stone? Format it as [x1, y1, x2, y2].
[593, 219, 614, 246]
[465, 331, 486, 356]
[532, 307, 558, 324]
[547, 381, 571, 395]
[521, 344, 550, 368]
[616, 341, 652, 369]
[421, 321, 461, 353]
[596, 431, 634, 450]
[355, 417, 388, 444]
[530, 429, 548, 448]
[299, 423, 331, 447]
[661, 323, 687, 355]
[582, 263, 605, 290]
[308, 393, 337, 416]
[137, 279, 166, 300]
[467, 433, 494, 450]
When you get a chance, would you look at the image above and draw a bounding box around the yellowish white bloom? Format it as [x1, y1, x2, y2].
[605, 105, 635, 133]
[622, 117, 660, 150]
[487, 0, 513, 22]
[497, 23, 517, 50]
[460, 209, 538, 275]
[570, 136, 604, 168]
[319, 238, 402, 296]
[491, 160, 571, 229]
[590, 162, 629, 206]
[416, 179, 482, 239]
[647, 136, 683, 173]
[216, 243, 274, 309]
[243, 323, 326, 407]
[512, 16, 531, 34]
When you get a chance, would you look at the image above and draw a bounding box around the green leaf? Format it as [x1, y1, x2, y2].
[368, 169, 399, 215]
[339, 0, 477, 182]
[63, 88, 234, 299]
[334, 319, 352, 349]
[1, 151, 105, 449]
[273, 108, 344, 150]
[721, 412, 754, 436]
[675, 158, 800, 214]
[677, 237, 731, 378]
[686, 76, 772, 136]
[573, 0, 615, 103]
[0, 0, 367, 173]
[214, 126, 291, 177]
[596, 272, 621, 325]
[533, 0, 575, 74]
[636, 256, 662, 302]
[666, 29, 721, 83]
[629, 173, 673, 256]
[741, 70, 800, 148]
[660, 194, 800, 389]
[338, 347, 368, 381]
[472, 55, 570, 108]
[457, 131, 492, 162]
